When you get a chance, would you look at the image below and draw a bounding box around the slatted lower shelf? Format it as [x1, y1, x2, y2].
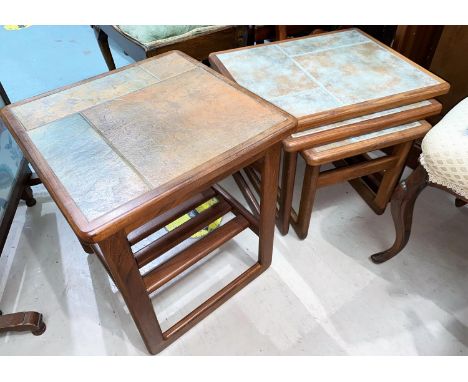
[143, 215, 249, 294]
[126, 186, 257, 300]
[134, 198, 231, 268]
[128, 189, 216, 245]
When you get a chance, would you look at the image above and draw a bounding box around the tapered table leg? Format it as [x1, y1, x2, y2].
[259, 144, 281, 267]
[277, 150, 297, 235]
[292, 165, 320, 240]
[98, 231, 164, 354]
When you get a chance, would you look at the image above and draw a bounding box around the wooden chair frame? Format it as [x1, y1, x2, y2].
[0, 82, 46, 336]
[371, 164, 467, 264]
[92, 25, 249, 70]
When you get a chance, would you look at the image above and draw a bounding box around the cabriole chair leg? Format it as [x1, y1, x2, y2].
[370, 165, 428, 264]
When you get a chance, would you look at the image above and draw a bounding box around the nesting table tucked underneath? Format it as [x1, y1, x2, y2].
[210, 28, 450, 239]
[0, 51, 296, 354]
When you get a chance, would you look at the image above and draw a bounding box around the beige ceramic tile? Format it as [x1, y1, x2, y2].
[83, 67, 286, 189]
[12, 66, 159, 130]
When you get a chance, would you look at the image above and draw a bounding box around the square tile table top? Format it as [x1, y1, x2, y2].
[0, 51, 296, 241]
[209, 28, 449, 132]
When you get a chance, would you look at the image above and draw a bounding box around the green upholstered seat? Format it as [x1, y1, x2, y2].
[117, 25, 228, 48]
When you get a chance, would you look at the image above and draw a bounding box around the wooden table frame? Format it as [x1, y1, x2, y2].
[89, 147, 280, 354]
[209, 28, 450, 237]
[232, 120, 434, 240]
[291, 120, 432, 239]
[212, 100, 443, 238]
[1, 52, 295, 354]
[278, 103, 442, 237]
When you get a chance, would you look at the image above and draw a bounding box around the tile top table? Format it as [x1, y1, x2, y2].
[0, 51, 296, 354]
[210, 28, 450, 237]
[209, 28, 449, 132]
[1, 51, 294, 242]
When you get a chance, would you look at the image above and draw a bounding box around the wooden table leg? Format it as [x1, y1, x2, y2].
[98, 231, 164, 354]
[373, 141, 413, 212]
[277, 150, 297, 236]
[292, 164, 320, 240]
[371, 165, 428, 264]
[259, 144, 281, 267]
[94, 147, 282, 354]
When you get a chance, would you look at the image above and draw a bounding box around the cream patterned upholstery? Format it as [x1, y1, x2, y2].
[420, 97, 468, 199]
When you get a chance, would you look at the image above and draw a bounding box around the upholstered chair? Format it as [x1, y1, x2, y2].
[92, 25, 249, 70]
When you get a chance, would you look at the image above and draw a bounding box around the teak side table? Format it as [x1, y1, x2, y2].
[0, 51, 296, 354]
[209, 28, 450, 239]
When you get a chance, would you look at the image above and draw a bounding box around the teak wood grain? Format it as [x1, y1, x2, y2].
[283, 99, 441, 152]
[288, 121, 431, 238]
[0, 51, 295, 355]
[302, 120, 432, 165]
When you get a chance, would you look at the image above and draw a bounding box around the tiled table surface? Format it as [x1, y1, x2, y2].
[210, 28, 450, 239]
[210, 29, 448, 134]
[1, 51, 293, 236]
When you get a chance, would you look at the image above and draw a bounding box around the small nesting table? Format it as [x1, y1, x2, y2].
[0, 51, 295, 354]
[209, 28, 450, 239]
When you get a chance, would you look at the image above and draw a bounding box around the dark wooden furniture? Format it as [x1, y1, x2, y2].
[293, 120, 433, 239]
[392, 26, 444, 69]
[371, 98, 468, 264]
[371, 165, 467, 264]
[92, 25, 249, 70]
[210, 28, 450, 240]
[251, 25, 397, 46]
[0, 82, 45, 336]
[390, 25, 446, 170]
[0, 52, 296, 354]
[429, 26, 468, 120]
